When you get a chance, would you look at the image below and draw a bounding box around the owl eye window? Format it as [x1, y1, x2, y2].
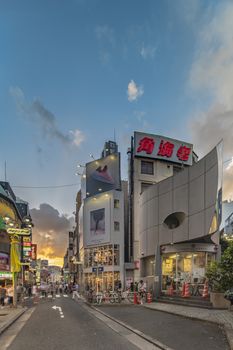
[163, 212, 186, 229]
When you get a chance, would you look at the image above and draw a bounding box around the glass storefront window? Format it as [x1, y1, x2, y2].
[84, 244, 120, 268]
[162, 252, 216, 293]
[84, 271, 120, 292]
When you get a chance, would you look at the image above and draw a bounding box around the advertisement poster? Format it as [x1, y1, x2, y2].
[86, 153, 121, 197]
[90, 208, 105, 236]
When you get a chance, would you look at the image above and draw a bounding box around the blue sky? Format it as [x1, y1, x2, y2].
[1, 0, 233, 221]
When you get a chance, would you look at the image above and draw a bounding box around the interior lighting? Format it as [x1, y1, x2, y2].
[4, 216, 10, 222]
[93, 197, 97, 201]
[105, 194, 109, 197]
[82, 174, 86, 179]
[86, 192, 90, 196]
[110, 155, 115, 160]
[24, 218, 30, 223]
[9, 222, 14, 227]
[98, 188, 102, 192]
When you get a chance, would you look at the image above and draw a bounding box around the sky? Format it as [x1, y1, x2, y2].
[1, 0, 233, 265]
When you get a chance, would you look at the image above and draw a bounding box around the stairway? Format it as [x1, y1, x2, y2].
[157, 295, 213, 309]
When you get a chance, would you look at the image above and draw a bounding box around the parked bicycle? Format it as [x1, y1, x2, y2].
[109, 290, 122, 304]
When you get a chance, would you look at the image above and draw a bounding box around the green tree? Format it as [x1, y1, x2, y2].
[206, 241, 233, 292]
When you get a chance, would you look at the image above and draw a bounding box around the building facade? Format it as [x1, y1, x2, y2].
[138, 143, 222, 295]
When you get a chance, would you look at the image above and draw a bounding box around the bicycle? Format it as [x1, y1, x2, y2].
[109, 290, 122, 304]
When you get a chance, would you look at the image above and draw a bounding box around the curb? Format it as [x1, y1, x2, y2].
[144, 304, 233, 350]
[88, 303, 173, 350]
[0, 307, 27, 336]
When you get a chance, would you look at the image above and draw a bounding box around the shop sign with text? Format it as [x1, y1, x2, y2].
[134, 132, 193, 166]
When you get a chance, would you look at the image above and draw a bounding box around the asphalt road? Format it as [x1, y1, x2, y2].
[4, 297, 139, 350]
[96, 305, 230, 350]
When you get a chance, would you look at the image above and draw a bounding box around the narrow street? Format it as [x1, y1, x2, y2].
[0, 296, 230, 350]
[1, 297, 139, 350]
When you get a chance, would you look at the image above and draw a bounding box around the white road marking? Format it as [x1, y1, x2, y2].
[52, 305, 64, 319]
[55, 295, 60, 298]
[63, 295, 68, 297]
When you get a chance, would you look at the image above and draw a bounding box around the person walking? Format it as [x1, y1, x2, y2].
[0, 286, 6, 308]
[72, 283, 80, 300]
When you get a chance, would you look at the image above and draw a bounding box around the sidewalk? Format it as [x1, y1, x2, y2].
[144, 302, 233, 349]
[0, 306, 27, 335]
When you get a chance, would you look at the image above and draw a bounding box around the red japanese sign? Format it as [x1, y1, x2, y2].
[134, 132, 193, 166]
[177, 146, 191, 161]
[137, 137, 155, 154]
[157, 140, 174, 158]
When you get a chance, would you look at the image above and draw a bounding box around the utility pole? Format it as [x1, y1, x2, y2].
[4, 161, 7, 181]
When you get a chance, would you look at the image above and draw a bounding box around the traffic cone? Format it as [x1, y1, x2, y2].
[169, 284, 174, 296]
[147, 292, 152, 303]
[133, 292, 138, 305]
[181, 283, 185, 297]
[183, 283, 190, 298]
[202, 282, 209, 298]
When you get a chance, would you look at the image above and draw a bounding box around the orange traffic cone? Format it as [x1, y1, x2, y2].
[169, 284, 174, 296]
[134, 292, 138, 305]
[181, 283, 185, 297]
[147, 292, 152, 303]
[183, 283, 190, 298]
[202, 282, 209, 298]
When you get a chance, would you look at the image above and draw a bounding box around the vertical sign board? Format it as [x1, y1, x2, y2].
[31, 244, 37, 260]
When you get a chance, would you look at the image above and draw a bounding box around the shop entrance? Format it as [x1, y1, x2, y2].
[162, 252, 215, 294]
[84, 271, 120, 292]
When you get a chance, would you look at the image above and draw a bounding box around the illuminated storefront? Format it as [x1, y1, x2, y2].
[83, 244, 121, 291]
[161, 244, 217, 292]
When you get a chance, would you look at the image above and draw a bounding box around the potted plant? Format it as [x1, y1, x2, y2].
[206, 242, 233, 309]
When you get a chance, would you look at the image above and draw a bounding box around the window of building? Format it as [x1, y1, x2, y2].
[141, 182, 153, 193]
[114, 199, 120, 208]
[114, 221, 120, 231]
[141, 160, 154, 175]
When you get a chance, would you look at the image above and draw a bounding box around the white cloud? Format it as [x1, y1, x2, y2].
[140, 44, 156, 59]
[127, 80, 144, 102]
[10, 86, 85, 148]
[70, 129, 85, 147]
[188, 1, 233, 200]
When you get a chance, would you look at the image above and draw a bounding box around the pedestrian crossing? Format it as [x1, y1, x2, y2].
[23, 294, 70, 300]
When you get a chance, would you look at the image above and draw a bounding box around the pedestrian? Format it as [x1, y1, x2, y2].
[0, 286, 6, 308]
[7, 285, 14, 307]
[28, 285, 32, 298]
[72, 283, 80, 300]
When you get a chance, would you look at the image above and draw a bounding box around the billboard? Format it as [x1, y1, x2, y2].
[86, 153, 121, 197]
[134, 132, 193, 166]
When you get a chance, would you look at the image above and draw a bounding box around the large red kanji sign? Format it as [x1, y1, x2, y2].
[134, 132, 193, 166]
[137, 137, 155, 154]
[157, 140, 174, 158]
[177, 146, 191, 161]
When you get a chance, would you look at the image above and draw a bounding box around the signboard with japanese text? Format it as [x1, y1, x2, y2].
[134, 132, 193, 166]
[7, 228, 31, 236]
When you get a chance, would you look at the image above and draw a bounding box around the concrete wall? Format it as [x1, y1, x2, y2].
[139, 146, 220, 258]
